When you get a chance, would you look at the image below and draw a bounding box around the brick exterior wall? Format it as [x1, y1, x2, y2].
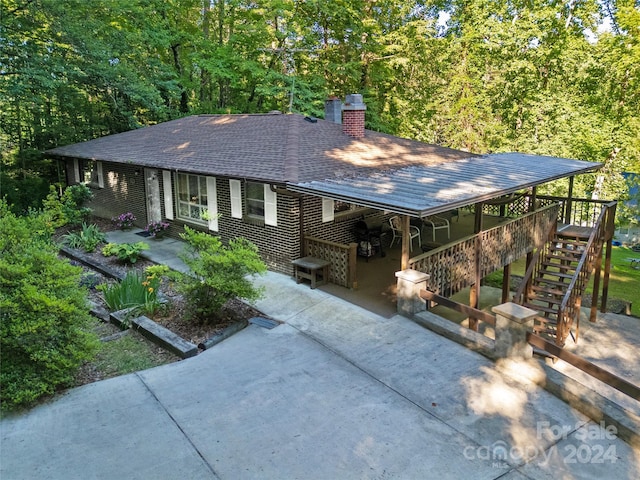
[64, 159, 393, 275]
[66, 160, 149, 229]
[303, 196, 394, 246]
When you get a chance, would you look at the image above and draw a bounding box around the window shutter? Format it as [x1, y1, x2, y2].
[96, 161, 104, 188]
[162, 170, 174, 220]
[73, 159, 80, 183]
[230, 179, 242, 219]
[206, 177, 218, 231]
[264, 184, 277, 226]
[322, 198, 334, 222]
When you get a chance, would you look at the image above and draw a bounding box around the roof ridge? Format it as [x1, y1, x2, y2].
[196, 112, 285, 118]
[283, 116, 300, 182]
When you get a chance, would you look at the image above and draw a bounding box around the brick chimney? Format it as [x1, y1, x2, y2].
[342, 93, 366, 138]
[324, 96, 342, 124]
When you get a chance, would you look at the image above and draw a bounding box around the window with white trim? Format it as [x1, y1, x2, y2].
[81, 160, 104, 188]
[229, 180, 277, 226]
[322, 198, 367, 222]
[176, 173, 208, 224]
[246, 182, 265, 220]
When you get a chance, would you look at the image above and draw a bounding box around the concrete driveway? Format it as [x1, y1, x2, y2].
[2, 272, 639, 479]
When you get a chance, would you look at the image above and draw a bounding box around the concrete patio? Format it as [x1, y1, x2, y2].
[2, 265, 639, 478]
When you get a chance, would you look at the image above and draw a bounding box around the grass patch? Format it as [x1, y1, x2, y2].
[92, 334, 175, 377]
[76, 317, 178, 384]
[483, 246, 640, 316]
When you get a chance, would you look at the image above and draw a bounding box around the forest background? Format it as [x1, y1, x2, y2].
[1, 0, 638, 221]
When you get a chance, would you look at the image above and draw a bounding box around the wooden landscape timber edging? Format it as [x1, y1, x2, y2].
[109, 308, 198, 359]
[527, 332, 640, 401]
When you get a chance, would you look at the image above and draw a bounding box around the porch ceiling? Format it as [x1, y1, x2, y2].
[287, 153, 602, 218]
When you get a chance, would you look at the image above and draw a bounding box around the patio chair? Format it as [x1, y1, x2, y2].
[422, 215, 450, 242]
[389, 216, 421, 252]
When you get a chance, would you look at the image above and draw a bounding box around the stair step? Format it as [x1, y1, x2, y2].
[537, 270, 575, 280]
[533, 315, 558, 325]
[556, 233, 591, 242]
[546, 253, 581, 263]
[534, 277, 570, 288]
[528, 293, 564, 305]
[551, 246, 584, 256]
[524, 303, 559, 315]
[541, 261, 577, 271]
[531, 285, 567, 297]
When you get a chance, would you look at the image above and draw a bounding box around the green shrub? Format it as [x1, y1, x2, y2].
[97, 266, 168, 321]
[0, 204, 99, 410]
[102, 242, 149, 263]
[63, 222, 106, 252]
[175, 226, 267, 322]
[42, 184, 93, 227]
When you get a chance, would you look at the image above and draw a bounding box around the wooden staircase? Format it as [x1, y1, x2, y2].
[514, 200, 617, 347]
[522, 234, 590, 342]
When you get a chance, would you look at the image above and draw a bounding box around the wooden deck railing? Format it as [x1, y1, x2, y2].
[482, 194, 612, 231]
[538, 195, 613, 228]
[303, 235, 357, 288]
[409, 204, 560, 298]
[555, 201, 617, 344]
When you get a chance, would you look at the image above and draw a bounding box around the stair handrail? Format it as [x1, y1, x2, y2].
[555, 201, 617, 344]
[512, 213, 559, 305]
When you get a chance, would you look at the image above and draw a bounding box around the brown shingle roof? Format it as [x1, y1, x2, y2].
[46, 113, 479, 183]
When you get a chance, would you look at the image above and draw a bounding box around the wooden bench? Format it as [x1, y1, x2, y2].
[291, 256, 331, 289]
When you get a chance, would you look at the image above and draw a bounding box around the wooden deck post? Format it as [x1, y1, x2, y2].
[524, 186, 537, 300]
[601, 202, 616, 313]
[502, 263, 511, 303]
[469, 204, 484, 331]
[348, 242, 358, 289]
[565, 176, 574, 224]
[401, 214, 410, 270]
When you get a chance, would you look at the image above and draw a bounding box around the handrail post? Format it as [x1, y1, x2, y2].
[565, 176, 574, 224]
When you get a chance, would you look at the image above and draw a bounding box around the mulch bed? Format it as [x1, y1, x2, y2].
[58, 216, 265, 386]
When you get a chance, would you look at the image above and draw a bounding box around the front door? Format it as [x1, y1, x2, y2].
[145, 168, 162, 224]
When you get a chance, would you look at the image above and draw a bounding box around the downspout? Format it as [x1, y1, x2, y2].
[270, 185, 305, 255]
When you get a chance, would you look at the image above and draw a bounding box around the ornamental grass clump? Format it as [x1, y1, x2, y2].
[97, 265, 169, 321]
[62, 222, 106, 252]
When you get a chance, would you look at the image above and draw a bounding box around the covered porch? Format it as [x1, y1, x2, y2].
[317, 207, 508, 318]
[288, 153, 611, 332]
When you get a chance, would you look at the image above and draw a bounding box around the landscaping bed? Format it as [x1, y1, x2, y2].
[58, 217, 264, 387]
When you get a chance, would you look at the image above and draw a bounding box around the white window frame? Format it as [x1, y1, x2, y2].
[229, 180, 277, 226]
[79, 160, 104, 188]
[176, 172, 209, 225]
